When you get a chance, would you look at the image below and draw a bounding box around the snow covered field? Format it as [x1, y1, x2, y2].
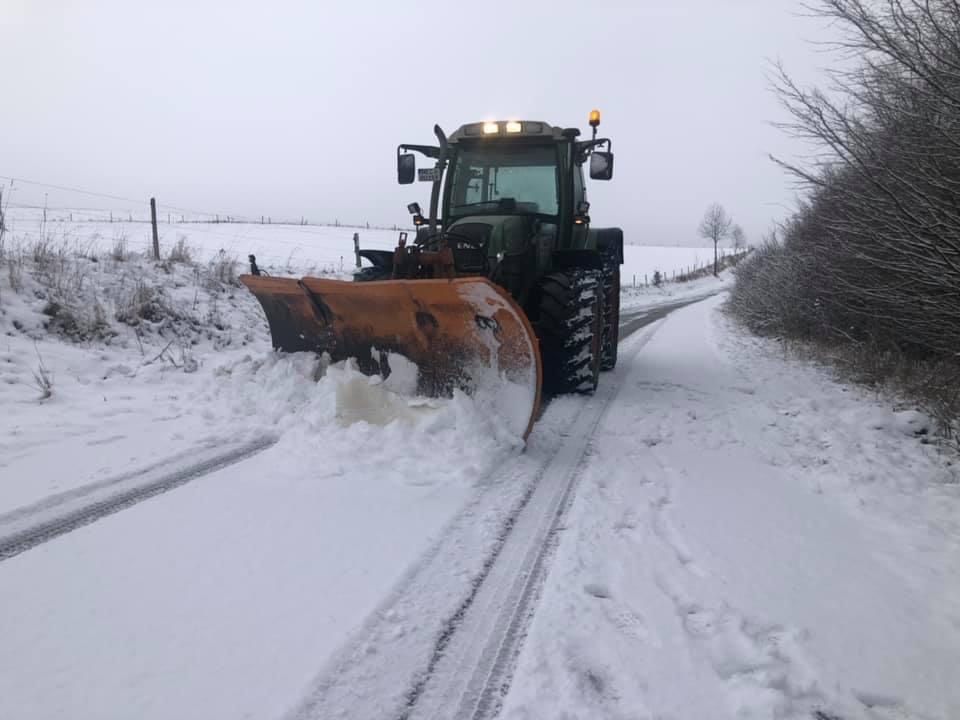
[1, 240, 957, 719]
[3, 207, 720, 284]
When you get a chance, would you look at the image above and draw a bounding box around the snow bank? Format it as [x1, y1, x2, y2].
[203, 352, 524, 457]
[0, 242, 523, 515]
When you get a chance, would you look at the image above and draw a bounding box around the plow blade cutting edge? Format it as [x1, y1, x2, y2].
[240, 275, 543, 439]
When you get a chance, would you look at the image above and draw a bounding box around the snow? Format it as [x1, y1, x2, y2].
[455, 279, 540, 438]
[501, 295, 960, 720]
[620, 268, 734, 312]
[0, 242, 529, 720]
[620, 243, 724, 288]
[0, 252, 270, 511]
[0, 343, 525, 720]
[2, 231, 958, 720]
[4, 207, 721, 280]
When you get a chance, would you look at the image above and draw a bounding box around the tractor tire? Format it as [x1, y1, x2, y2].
[600, 244, 621, 371]
[537, 269, 604, 395]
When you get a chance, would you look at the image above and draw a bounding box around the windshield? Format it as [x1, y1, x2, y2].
[447, 144, 559, 218]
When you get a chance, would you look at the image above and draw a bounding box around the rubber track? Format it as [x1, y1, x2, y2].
[0, 436, 276, 562]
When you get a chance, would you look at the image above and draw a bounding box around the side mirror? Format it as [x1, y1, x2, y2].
[398, 153, 415, 184]
[589, 151, 614, 180]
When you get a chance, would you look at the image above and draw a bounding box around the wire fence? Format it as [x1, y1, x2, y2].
[0, 173, 409, 232]
[0, 173, 740, 280]
[0, 173, 416, 272]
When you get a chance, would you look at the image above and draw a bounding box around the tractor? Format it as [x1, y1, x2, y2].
[241, 111, 622, 438]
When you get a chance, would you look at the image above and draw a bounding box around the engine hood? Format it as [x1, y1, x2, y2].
[447, 215, 534, 257]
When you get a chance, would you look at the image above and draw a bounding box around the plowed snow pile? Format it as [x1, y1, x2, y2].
[201, 351, 523, 480]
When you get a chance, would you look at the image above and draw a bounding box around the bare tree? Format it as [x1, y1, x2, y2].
[729, 0, 960, 441]
[731, 224, 746, 250]
[698, 203, 732, 276]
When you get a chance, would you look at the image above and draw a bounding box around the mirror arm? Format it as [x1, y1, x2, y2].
[574, 138, 612, 163]
[398, 143, 441, 159]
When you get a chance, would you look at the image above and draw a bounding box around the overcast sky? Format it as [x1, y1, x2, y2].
[1, 0, 833, 246]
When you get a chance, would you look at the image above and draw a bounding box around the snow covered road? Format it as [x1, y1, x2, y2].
[502, 296, 960, 720]
[1, 293, 957, 720]
[0, 436, 275, 561]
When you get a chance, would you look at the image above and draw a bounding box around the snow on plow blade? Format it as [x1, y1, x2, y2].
[239, 275, 543, 439]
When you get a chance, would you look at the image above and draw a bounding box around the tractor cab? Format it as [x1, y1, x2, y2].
[391, 114, 615, 306]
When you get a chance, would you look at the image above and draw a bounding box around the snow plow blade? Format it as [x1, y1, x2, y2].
[239, 275, 543, 439]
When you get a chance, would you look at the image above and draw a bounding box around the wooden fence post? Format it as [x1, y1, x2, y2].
[150, 198, 160, 260]
[353, 232, 361, 269]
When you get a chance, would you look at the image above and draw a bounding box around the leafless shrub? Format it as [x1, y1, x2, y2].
[205, 294, 225, 330]
[30, 236, 58, 271]
[732, 0, 960, 441]
[166, 236, 193, 264]
[115, 280, 178, 327]
[731, 224, 746, 250]
[7, 247, 23, 292]
[111, 234, 129, 262]
[0, 189, 7, 259]
[207, 250, 238, 287]
[39, 294, 113, 342]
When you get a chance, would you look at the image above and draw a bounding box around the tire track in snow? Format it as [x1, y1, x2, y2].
[0, 436, 276, 561]
[285, 314, 670, 720]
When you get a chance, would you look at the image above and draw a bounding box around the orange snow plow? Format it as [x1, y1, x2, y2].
[239, 274, 543, 438]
